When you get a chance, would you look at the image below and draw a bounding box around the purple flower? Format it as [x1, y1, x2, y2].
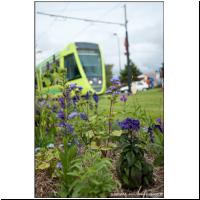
[69, 83, 77, 90]
[66, 123, 74, 134]
[72, 95, 80, 105]
[68, 111, 78, 119]
[148, 127, 154, 143]
[52, 105, 57, 112]
[80, 112, 88, 121]
[113, 91, 120, 96]
[156, 118, 161, 124]
[154, 124, 164, 134]
[118, 118, 140, 131]
[110, 86, 117, 91]
[84, 91, 90, 100]
[78, 86, 83, 91]
[110, 77, 120, 85]
[106, 89, 112, 94]
[58, 122, 66, 127]
[58, 122, 74, 134]
[93, 93, 99, 103]
[120, 95, 128, 102]
[56, 162, 62, 169]
[57, 110, 65, 120]
[58, 97, 65, 108]
[65, 88, 71, 98]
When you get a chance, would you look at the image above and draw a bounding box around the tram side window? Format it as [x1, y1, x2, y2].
[64, 54, 81, 80]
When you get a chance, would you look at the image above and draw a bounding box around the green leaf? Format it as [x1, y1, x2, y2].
[37, 162, 50, 170]
[90, 141, 99, 150]
[111, 130, 122, 137]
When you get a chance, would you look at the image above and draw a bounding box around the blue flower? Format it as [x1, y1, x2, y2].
[47, 143, 54, 149]
[106, 89, 112, 94]
[58, 97, 65, 109]
[84, 91, 90, 100]
[72, 95, 80, 105]
[69, 83, 77, 90]
[156, 118, 161, 124]
[80, 112, 88, 121]
[113, 91, 120, 96]
[118, 118, 140, 131]
[56, 162, 62, 169]
[93, 93, 99, 103]
[120, 95, 128, 102]
[78, 86, 83, 91]
[58, 122, 74, 134]
[66, 123, 74, 134]
[110, 77, 120, 85]
[154, 124, 164, 133]
[68, 111, 78, 119]
[57, 110, 65, 120]
[110, 85, 117, 91]
[58, 122, 66, 127]
[65, 88, 71, 98]
[52, 105, 57, 112]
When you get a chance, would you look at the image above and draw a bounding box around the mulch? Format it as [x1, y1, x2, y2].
[35, 141, 164, 198]
[35, 170, 59, 198]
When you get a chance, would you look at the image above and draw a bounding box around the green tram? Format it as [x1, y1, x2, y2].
[36, 42, 106, 96]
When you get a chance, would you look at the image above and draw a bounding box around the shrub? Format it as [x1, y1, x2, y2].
[58, 149, 119, 198]
[116, 118, 153, 189]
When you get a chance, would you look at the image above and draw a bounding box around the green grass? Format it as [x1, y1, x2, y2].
[98, 88, 164, 122]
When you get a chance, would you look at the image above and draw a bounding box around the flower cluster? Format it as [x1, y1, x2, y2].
[118, 118, 140, 131]
[110, 77, 120, 85]
[106, 77, 121, 96]
[147, 118, 164, 143]
[120, 94, 128, 102]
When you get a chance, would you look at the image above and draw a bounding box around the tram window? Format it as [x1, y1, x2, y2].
[78, 52, 102, 78]
[64, 54, 81, 80]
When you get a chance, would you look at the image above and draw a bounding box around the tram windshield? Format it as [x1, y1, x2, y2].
[76, 42, 103, 92]
[78, 50, 102, 78]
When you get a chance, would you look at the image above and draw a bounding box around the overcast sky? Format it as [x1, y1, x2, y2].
[35, 2, 163, 75]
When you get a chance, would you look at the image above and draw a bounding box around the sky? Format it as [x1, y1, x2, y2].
[35, 2, 163, 75]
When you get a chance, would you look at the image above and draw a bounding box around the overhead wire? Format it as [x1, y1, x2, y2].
[71, 3, 124, 41]
[36, 2, 71, 46]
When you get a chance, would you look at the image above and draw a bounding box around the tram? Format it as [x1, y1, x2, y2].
[36, 42, 106, 96]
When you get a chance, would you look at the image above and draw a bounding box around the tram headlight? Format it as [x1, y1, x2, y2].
[98, 80, 102, 84]
[89, 80, 93, 84]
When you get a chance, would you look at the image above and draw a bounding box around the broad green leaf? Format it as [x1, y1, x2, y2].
[37, 162, 50, 170]
[111, 130, 122, 137]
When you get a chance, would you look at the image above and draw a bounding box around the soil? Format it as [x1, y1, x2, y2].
[35, 137, 164, 198]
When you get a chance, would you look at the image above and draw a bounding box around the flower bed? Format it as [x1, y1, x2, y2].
[35, 71, 164, 198]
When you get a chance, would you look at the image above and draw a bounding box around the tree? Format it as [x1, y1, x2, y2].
[120, 60, 141, 84]
[105, 64, 113, 87]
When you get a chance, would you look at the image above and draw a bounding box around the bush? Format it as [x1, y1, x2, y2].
[116, 118, 153, 189]
[58, 149, 119, 198]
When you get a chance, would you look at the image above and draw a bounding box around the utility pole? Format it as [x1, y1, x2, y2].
[37, 7, 132, 91]
[124, 4, 131, 94]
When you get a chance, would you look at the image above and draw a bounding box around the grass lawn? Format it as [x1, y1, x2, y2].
[98, 88, 164, 122]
